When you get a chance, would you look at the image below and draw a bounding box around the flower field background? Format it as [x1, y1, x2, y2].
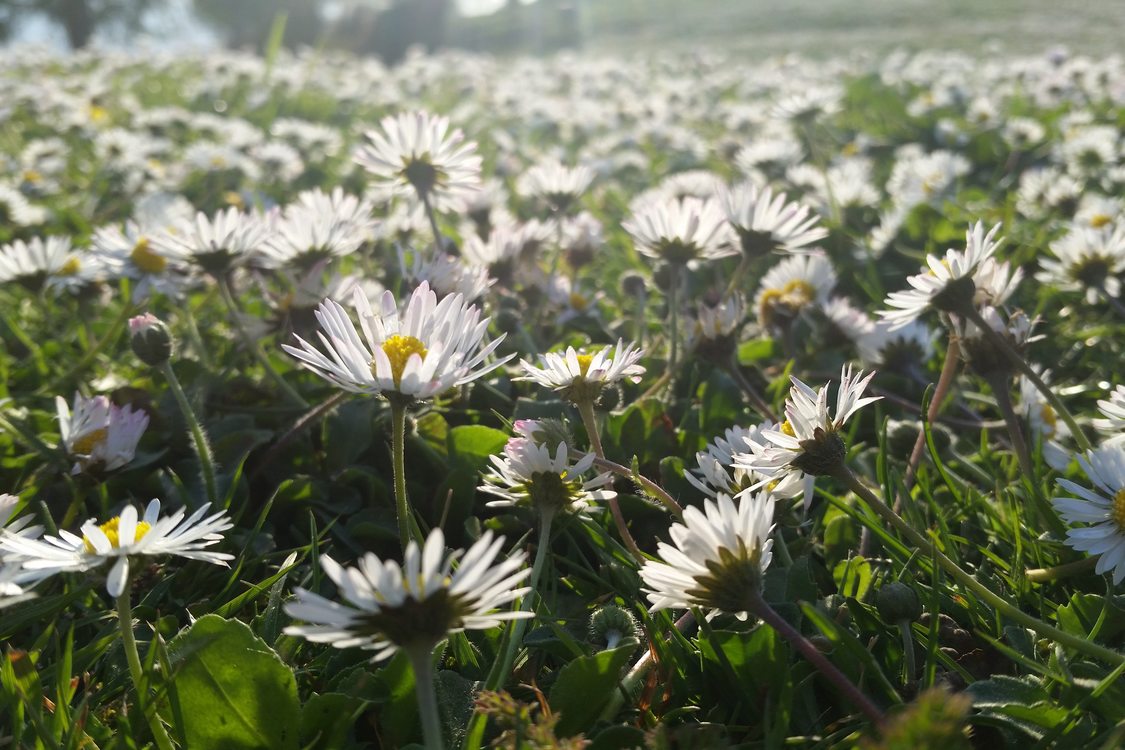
[1, 36, 1125, 750]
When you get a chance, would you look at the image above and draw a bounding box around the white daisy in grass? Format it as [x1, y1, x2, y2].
[753, 251, 836, 332]
[282, 281, 511, 403]
[283, 528, 531, 663]
[403, 249, 493, 302]
[640, 491, 776, 620]
[718, 182, 827, 257]
[56, 393, 149, 475]
[461, 220, 550, 285]
[517, 158, 595, 213]
[957, 307, 1038, 378]
[1038, 224, 1125, 304]
[91, 221, 188, 301]
[879, 221, 1005, 330]
[857, 319, 935, 371]
[0, 499, 233, 598]
[686, 424, 811, 505]
[623, 196, 735, 266]
[258, 188, 377, 269]
[0, 236, 101, 294]
[1019, 367, 1072, 470]
[821, 297, 874, 345]
[480, 423, 616, 518]
[736, 366, 880, 480]
[354, 111, 481, 207]
[1095, 386, 1125, 444]
[151, 207, 271, 276]
[687, 293, 746, 359]
[1053, 443, 1125, 584]
[517, 340, 645, 404]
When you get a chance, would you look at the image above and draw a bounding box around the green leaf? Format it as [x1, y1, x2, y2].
[300, 692, 366, 750]
[737, 338, 776, 364]
[447, 425, 510, 468]
[965, 675, 1048, 708]
[549, 641, 636, 737]
[164, 615, 300, 750]
[832, 556, 872, 601]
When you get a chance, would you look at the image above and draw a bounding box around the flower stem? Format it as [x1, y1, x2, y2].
[666, 265, 680, 378]
[407, 646, 444, 750]
[984, 372, 1036, 480]
[726, 354, 778, 422]
[599, 611, 695, 722]
[835, 465, 1125, 666]
[963, 306, 1091, 452]
[577, 399, 646, 563]
[160, 361, 218, 507]
[1025, 555, 1099, 582]
[215, 275, 307, 409]
[897, 620, 916, 684]
[116, 590, 176, 750]
[391, 399, 413, 553]
[421, 193, 444, 257]
[593, 456, 683, 519]
[748, 591, 885, 726]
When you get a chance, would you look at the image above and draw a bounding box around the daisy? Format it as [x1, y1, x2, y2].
[688, 293, 746, 360]
[736, 365, 880, 481]
[1052, 443, 1125, 584]
[282, 281, 511, 403]
[0, 499, 233, 598]
[151, 207, 271, 276]
[258, 188, 377, 269]
[283, 528, 531, 663]
[640, 492, 776, 620]
[686, 424, 811, 505]
[1038, 224, 1125, 304]
[56, 393, 149, 475]
[1095, 385, 1125, 444]
[623, 196, 735, 266]
[957, 307, 1038, 378]
[517, 158, 595, 214]
[403, 249, 493, 302]
[753, 251, 836, 332]
[857, 319, 934, 371]
[91, 221, 188, 301]
[1019, 367, 1072, 470]
[353, 111, 481, 208]
[718, 182, 827, 257]
[820, 297, 874, 346]
[480, 423, 616, 519]
[879, 221, 1004, 330]
[0, 236, 101, 294]
[517, 340, 645, 405]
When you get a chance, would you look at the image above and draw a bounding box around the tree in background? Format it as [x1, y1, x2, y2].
[0, 0, 156, 48]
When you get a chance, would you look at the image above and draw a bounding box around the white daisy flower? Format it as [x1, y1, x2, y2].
[821, 297, 874, 345]
[353, 111, 482, 207]
[1052, 443, 1125, 584]
[0, 499, 233, 598]
[0, 236, 101, 294]
[282, 281, 511, 402]
[1019, 367, 1072, 471]
[517, 340, 645, 404]
[718, 182, 827, 256]
[283, 528, 532, 662]
[480, 426, 616, 518]
[879, 221, 1005, 330]
[736, 365, 880, 481]
[1038, 224, 1125, 304]
[517, 158, 595, 213]
[857, 319, 935, 370]
[753, 251, 836, 332]
[640, 491, 776, 620]
[686, 424, 811, 505]
[56, 393, 149, 475]
[151, 207, 271, 276]
[403, 249, 493, 302]
[624, 196, 736, 266]
[258, 188, 377, 269]
[91, 221, 187, 301]
[688, 294, 746, 357]
[1095, 385, 1125, 444]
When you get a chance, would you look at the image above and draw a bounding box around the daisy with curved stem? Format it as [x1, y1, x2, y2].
[624, 196, 734, 375]
[0, 498, 232, 750]
[284, 281, 511, 551]
[745, 371, 1125, 667]
[284, 528, 530, 750]
[354, 111, 481, 254]
[640, 491, 884, 725]
[478, 420, 616, 692]
[1037, 224, 1125, 313]
[518, 342, 646, 559]
[1051, 443, 1125, 584]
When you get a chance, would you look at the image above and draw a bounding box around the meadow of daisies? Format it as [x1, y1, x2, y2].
[2, 42, 1125, 749]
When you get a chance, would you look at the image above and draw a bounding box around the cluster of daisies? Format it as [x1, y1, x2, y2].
[2, 42, 1125, 746]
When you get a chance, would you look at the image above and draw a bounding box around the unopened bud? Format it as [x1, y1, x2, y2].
[877, 581, 923, 623]
[588, 604, 638, 649]
[129, 313, 172, 367]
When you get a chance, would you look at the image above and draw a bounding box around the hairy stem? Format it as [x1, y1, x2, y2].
[407, 646, 443, 750]
[985, 372, 1036, 480]
[578, 399, 646, 563]
[117, 590, 176, 750]
[391, 399, 412, 553]
[160, 361, 218, 506]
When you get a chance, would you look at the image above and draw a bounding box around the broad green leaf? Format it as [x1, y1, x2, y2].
[165, 614, 300, 750]
[549, 641, 636, 736]
[832, 556, 872, 601]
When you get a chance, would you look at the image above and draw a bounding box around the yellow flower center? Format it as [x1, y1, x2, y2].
[576, 353, 595, 377]
[780, 279, 815, 306]
[88, 104, 109, 124]
[1114, 488, 1125, 533]
[569, 292, 589, 311]
[1039, 404, 1058, 434]
[1090, 214, 1113, 229]
[379, 334, 428, 386]
[223, 191, 244, 207]
[780, 420, 796, 437]
[22, 169, 42, 184]
[130, 238, 167, 274]
[58, 256, 82, 276]
[83, 516, 151, 553]
[71, 427, 108, 456]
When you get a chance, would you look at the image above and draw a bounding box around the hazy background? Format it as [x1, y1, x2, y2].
[1, 0, 1123, 61]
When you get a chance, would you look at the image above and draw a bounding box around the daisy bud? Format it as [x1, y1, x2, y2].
[129, 313, 173, 367]
[588, 604, 638, 649]
[621, 270, 647, 299]
[876, 582, 923, 623]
